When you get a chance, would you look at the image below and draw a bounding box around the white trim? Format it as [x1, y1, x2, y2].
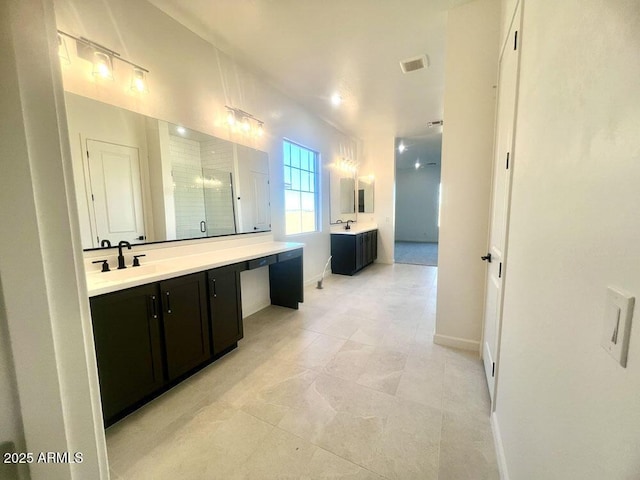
[491, 412, 510, 480]
[433, 333, 480, 351]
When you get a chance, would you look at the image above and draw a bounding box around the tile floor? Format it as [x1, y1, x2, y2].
[106, 263, 499, 480]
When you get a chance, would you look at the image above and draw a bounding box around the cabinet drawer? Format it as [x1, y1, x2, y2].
[247, 255, 277, 270]
[278, 249, 302, 262]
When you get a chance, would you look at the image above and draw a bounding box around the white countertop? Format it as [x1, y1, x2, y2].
[330, 223, 378, 235]
[86, 241, 304, 297]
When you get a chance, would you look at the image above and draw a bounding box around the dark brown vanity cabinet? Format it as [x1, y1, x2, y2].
[159, 273, 210, 381]
[90, 283, 164, 424]
[89, 248, 304, 426]
[331, 230, 378, 276]
[208, 264, 243, 355]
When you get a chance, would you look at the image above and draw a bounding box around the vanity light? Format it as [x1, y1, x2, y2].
[58, 34, 71, 65]
[226, 111, 236, 127]
[92, 51, 113, 79]
[241, 117, 251, 132]
[225, 106, 265, 138]
[415, 160, 421, 169]
[131, 67, 148, 93]
[398, 143, 406, 153]
[57, 30, 149, 91]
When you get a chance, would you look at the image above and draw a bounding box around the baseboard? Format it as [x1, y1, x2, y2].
[433, 333, 479, 351]
[490, 412, 510, 480]
[304, 273, 323, 287]
[242, 299, 270, 318]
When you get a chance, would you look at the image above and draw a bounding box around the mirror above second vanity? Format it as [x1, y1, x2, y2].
[329, 164, 356, 224]
[358, 175, 375, 213]
[65, 92, 271, 250]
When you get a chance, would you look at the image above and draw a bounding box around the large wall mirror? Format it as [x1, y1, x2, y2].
[65, 93, 270, 250]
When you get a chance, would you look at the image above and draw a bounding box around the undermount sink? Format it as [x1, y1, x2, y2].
[88, 264, 160, 283]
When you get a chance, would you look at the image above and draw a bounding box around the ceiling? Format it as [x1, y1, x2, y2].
[396, 134, 442, 170]
[147, 0, 472, 141]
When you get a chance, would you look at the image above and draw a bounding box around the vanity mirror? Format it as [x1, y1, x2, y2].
[358, 176, 375, 213]
[329, 168, 356, 224]
[64, 93, 270, 250]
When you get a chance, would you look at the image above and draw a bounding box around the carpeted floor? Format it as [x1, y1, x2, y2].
[394, 241, 438, 266]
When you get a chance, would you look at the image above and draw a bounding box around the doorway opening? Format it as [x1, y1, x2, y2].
[394, 135, 442, 266]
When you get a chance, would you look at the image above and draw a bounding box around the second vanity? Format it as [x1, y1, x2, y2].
[86, 240, 303, 426]
[330, 224, 378, 276]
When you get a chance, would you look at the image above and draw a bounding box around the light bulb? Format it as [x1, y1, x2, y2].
[256, 123, 264, 137]
[415, 161, 420, 169]
[92, 51, 113, 79]
[131, 67, 148, 93]
[227, 111, 236, 126]
[398, 143, 406, 153]
[241, 118, 250, 132]
[331, 93, 342, 107]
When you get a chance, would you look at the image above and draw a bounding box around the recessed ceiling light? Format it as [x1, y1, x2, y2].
[176, 126, 186, 134]
[398, 143, 406, 153]
[331, 93, 342, 107]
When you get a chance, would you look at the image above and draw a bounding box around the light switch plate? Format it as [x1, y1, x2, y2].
[601, 287, 635, 367]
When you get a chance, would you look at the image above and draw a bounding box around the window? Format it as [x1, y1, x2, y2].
[283, 140, 318, 235]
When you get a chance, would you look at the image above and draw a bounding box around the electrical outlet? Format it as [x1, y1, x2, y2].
[601, 287, 634, 367]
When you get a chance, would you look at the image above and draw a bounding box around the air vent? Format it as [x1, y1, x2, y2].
[400, 55, 429, 74]
[427, 120, 444, 128]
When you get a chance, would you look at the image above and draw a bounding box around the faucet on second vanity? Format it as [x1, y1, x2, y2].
[117, 241, 131, 269]
[345, 220, 354, 230]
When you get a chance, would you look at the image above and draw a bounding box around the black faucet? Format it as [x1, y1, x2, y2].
[117, 241, 131, 269]
[345, 220, 353, 230]
[100, 239, 111, 248]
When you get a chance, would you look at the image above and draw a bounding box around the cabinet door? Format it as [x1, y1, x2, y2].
[372, 230, 378, 261]
[355, 233, 365, 271]
[269, 249, 304, 309]
[160, 273, 210, 381]
[330, 234, 357, 275]
[90, 283, 163, 424]
[364, 231, 373, 265]
[209, 265, 243, 355]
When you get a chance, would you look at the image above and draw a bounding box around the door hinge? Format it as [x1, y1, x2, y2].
[492, 362, 496, 377]
[514, 30, 518, 50]
[506, 152, 510, 169]
[498, 262, 503, 278]
[91, 194, 95, 201]
[86, 150, 90, 158]
[96, 236, 99, 244]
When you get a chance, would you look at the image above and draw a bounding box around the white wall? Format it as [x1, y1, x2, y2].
[54, 0, 357, 284]
[1, 0, 107, 478]
[434, 0, 500, 350]
[0, 299, 28, 480]
[494, 1, 640, 478]
[359, 133, 395, 264]
[395, 166, 441, 243]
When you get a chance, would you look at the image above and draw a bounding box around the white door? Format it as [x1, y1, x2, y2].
[239, 170, 270, 233]
[87, 139, 145, 247]
[482, 5, 522, 408]
[250, 171, 270, 232]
